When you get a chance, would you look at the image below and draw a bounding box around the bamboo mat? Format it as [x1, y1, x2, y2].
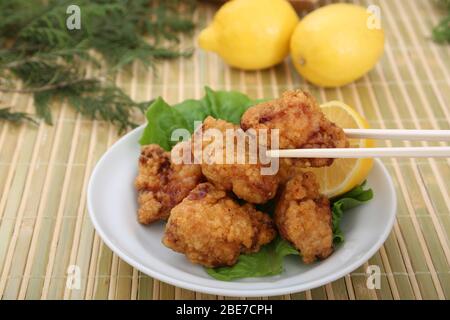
[0, 0, 449, 300]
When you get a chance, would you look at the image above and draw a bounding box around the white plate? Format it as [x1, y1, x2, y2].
[87, 125, 397, 297]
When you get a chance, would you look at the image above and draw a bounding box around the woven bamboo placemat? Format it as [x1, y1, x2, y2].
[0, 0, 449, 300]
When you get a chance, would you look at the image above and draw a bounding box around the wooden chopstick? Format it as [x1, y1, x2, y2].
[267, 146, 450, 159]
[343, 129, 450, 141]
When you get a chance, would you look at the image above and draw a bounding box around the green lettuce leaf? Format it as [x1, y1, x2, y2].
[173, 99, 210, 132]
[206, 237, 299, 281]
[139, 86, 254, 149]
[139, 97, 189, 150]
[204, 86, 253, 124]
[330, 181, 374, 245]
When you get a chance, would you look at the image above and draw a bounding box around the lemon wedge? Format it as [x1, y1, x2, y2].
[308, 101, 375, 197]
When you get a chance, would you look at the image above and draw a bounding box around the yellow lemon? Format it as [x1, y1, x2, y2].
[290, 3, 384, 87]
[198, 0, 299, 70]
[308, 101, 375, 197]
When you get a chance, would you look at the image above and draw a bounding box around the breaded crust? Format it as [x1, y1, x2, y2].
[275, 171, 333, 264]
[193, 116, 279, 204]
[163, 183, 276, 267]
[241, 90, 348, 168]
[135, 144, 203, 224]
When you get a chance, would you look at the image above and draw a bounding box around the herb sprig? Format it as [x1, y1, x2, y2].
[433, 0, 450, 43]
[0, 107, 37, 124]
[0, 0, 195, 132]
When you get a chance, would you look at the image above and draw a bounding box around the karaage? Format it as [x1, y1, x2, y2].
[275, 171, 333, 264]
[192, 116, 279, 204]
[162, 183, 276, 267]
[135, 144, 203, 224]
[241, 89, 348, 168]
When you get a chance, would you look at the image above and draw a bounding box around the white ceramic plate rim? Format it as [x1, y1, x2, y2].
[87, 125, 397, 297]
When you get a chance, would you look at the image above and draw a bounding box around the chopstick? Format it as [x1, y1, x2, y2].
[266, 129, 450, 159]
[343, 129, 450, 141]
[267, 147, 450, 159]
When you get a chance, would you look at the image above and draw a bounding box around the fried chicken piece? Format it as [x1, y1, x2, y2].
[192, 116, 279, 204]
[135, 143, 203, 224]
[241, 89, 348, 168]
[275, 171, 333, 264]
[163, 183, 276, 267]
[277, 158, 310, 183]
